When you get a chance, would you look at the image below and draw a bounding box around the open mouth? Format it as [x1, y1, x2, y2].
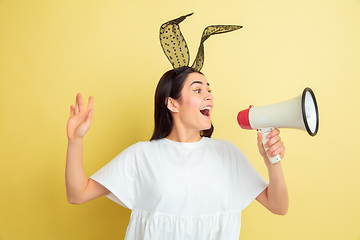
[200, 106, 211, 117]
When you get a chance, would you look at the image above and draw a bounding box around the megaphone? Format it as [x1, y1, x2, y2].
[237, 87, 319, 164]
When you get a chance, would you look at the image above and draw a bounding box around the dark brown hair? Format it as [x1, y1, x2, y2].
[150, 67, 214, 140]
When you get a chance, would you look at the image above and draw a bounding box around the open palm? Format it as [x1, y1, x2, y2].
[67, 93, 93, 140]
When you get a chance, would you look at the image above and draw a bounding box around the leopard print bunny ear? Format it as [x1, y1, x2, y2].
[159, 13, 242, 73]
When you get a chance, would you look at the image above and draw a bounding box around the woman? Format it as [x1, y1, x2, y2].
[66, 67, 288, 240]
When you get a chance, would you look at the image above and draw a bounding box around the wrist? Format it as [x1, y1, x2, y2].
[264, 158, 282, 169]
[68, 137, 83, 145]
[266, 161, 285, 182]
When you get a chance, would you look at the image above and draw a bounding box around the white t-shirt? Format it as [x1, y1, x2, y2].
[90, 137, 268, 240]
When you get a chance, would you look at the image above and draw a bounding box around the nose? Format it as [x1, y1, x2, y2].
[205, 91, 214, 101]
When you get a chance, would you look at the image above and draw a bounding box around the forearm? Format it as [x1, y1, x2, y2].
[264, 162, 288, 215]
[65, 138, 89, 204]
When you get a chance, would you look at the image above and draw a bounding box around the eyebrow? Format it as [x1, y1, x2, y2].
[190, 81, 210, 86]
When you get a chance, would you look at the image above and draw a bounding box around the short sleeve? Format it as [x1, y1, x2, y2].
[90, 143, 141, 209]
[227, 141, 269, 210]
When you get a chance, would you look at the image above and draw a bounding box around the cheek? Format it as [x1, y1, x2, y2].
[184, 97, 202, 111]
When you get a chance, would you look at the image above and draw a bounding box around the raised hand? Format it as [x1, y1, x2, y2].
[257, 128, 285, 166]
[255, 128, 288, 215]
[67, 93, 93, 140]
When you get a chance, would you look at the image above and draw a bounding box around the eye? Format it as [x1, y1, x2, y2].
[207, 89, 212, 93]
[194, 88, 201, 93]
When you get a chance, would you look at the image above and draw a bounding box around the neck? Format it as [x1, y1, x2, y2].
[166, 126, 202, 143]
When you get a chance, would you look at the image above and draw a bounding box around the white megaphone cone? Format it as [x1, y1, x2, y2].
[237, 87, 319, 164]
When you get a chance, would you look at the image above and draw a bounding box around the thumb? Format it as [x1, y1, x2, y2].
[257, 131, 268, 159]
[84, 109, 94, 127]
[257, 131, 263, 146]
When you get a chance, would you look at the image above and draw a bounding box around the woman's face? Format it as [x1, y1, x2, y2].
[174, 72, 214, 132]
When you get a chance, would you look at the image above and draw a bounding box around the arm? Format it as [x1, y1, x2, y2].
[255, 129, 288, 215]
[66, 93, 110, 204]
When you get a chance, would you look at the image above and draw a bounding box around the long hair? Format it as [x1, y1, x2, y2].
[150, 67, 214, 140]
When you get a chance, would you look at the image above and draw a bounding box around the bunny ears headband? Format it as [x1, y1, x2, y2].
[160, 13, 242, 73]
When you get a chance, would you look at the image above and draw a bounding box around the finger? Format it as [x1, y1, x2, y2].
[265, 134, 281, 148]
[86, 96, 93, 112]
[267, 141, 285, 158]
[78, 93, 85, 112]
[266, 128, 280, 139]
[269, 145, 285, 159]
[84, 109, 94, 127]
[257, 132, 265, 149]
[257, 132, 267, 157]
[257, 131, 262, 143]
[75, 93, 80, 114]
[70, 105, 75, 117]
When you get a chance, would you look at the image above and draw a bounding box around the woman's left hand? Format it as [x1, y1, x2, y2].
[257, 128, 285, 166]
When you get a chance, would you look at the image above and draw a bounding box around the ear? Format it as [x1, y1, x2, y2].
[166, 97, 179, 113]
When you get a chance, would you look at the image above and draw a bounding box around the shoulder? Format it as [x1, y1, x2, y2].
[117, 140, 156, 157]
[124, 140, 153, 151]
[106, 141, 155, 169]
[119, 139, 170, 157]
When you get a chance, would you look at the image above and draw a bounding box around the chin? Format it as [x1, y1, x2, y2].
[201, 122, 212, 131]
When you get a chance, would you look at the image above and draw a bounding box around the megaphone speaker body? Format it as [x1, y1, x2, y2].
[237, 87, 319, 164]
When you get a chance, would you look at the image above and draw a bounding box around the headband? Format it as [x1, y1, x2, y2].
[159, 13, 242, 73]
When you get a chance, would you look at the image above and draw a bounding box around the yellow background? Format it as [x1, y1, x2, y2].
[1, 0, 359, 239]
